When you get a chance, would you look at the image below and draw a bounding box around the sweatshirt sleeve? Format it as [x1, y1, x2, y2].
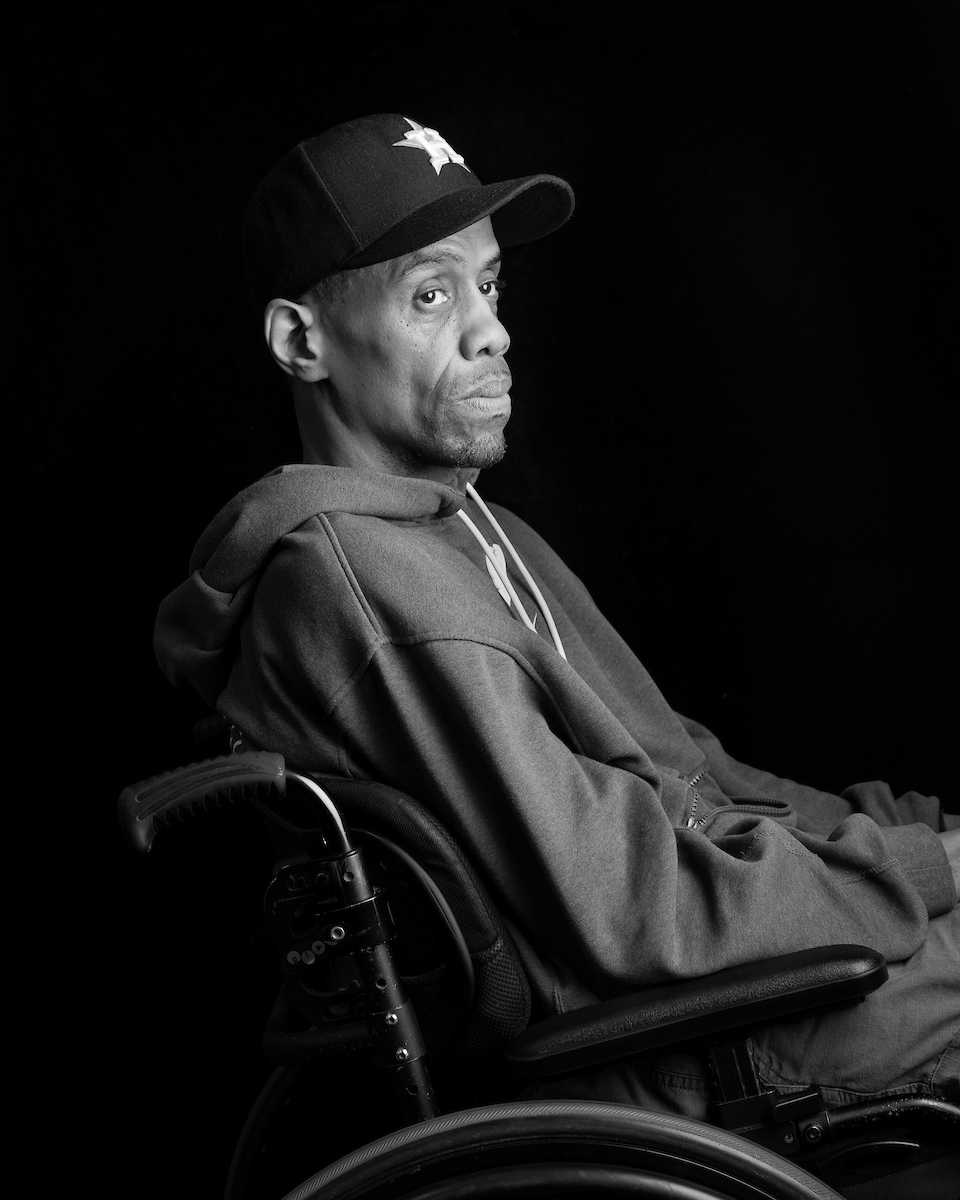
[325, 637, 955, 996]
[677, 713, 945, 830]
[675, 714, 955, 917]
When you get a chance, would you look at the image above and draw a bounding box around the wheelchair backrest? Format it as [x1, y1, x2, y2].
[300, 775, 532, 1060]
[119, 748, 532, 1063]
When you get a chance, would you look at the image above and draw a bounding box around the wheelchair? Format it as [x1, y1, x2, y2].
[119, 733, 960, 1200]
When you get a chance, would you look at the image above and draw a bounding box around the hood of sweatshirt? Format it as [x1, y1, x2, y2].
[155, 464, 465, 706]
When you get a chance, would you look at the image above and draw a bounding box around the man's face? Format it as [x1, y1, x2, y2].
[314, 217, 511, 479]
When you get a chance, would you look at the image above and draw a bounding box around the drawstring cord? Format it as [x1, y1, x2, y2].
[456, 483, 568, 660]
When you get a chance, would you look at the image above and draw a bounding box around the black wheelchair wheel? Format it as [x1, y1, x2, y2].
[281, 1100, 841, 1200]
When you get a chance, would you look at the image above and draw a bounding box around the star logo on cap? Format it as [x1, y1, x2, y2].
[393, 118, 470, 175]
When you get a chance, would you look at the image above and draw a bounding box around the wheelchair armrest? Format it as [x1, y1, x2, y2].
[505, 944, 886, 1078]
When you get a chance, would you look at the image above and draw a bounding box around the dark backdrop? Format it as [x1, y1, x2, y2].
[8, 4, 957, 1195]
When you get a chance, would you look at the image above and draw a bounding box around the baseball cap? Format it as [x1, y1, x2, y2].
[242, 113, 575, 312]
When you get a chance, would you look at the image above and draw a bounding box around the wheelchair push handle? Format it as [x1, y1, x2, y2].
[118, 751, 286, 854]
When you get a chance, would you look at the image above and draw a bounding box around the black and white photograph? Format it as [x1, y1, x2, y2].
[9, 4, 958, 1197]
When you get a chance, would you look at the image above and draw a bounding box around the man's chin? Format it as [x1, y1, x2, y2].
[452, 431, 507, 470]
[399, 430, 507, 477]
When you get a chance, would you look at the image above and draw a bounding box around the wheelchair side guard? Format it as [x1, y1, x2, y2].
[504, 945, 888, 1078]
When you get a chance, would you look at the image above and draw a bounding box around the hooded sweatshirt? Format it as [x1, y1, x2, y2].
[156, 463, 954, 1015]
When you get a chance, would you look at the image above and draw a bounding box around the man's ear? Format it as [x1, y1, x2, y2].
[264, 298, 329, 382]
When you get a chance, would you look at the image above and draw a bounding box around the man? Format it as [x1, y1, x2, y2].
[156, 113, 958, 1119]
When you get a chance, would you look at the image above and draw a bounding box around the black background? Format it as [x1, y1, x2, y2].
[8, 3, 957, 1195]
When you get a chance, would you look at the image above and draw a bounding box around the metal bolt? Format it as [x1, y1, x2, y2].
[385, 1013, 399, 1025]
[395, 1048, 409, 1062]
[804, 1125, 823, 1144]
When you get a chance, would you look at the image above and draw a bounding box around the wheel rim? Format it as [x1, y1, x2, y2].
[281, 1100, 841, 1200]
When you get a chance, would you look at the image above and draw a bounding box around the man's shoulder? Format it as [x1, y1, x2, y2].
[257, 508, 467, 621]
[266, 507, 450, 573]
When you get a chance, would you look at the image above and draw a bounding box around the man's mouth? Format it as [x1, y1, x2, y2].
[462, 375, 512, 400]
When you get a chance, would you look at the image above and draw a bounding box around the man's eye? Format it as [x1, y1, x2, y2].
[417, 287, 449, 306]
[479, 278, 507, 299]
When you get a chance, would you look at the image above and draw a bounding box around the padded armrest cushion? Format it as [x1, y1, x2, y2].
[505, 944, 887, 1078]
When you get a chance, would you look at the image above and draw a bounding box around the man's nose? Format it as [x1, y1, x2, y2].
[460, 293, 510, 360]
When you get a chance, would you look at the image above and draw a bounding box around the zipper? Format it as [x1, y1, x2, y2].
[683, 771, 790, 831]
[685, 770, 707, 828]
[686, 793, 791, 833]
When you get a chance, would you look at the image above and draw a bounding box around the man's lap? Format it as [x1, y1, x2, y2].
[520, 906, 960, 1119]
[752, 904, 959, 1105]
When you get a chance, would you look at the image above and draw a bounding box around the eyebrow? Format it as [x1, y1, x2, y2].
[395, 247, 501, 281]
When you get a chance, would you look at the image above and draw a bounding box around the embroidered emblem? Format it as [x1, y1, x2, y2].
[393, 118, 470, 175]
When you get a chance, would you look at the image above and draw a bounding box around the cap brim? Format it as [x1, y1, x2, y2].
[339, 173, 575, 271]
